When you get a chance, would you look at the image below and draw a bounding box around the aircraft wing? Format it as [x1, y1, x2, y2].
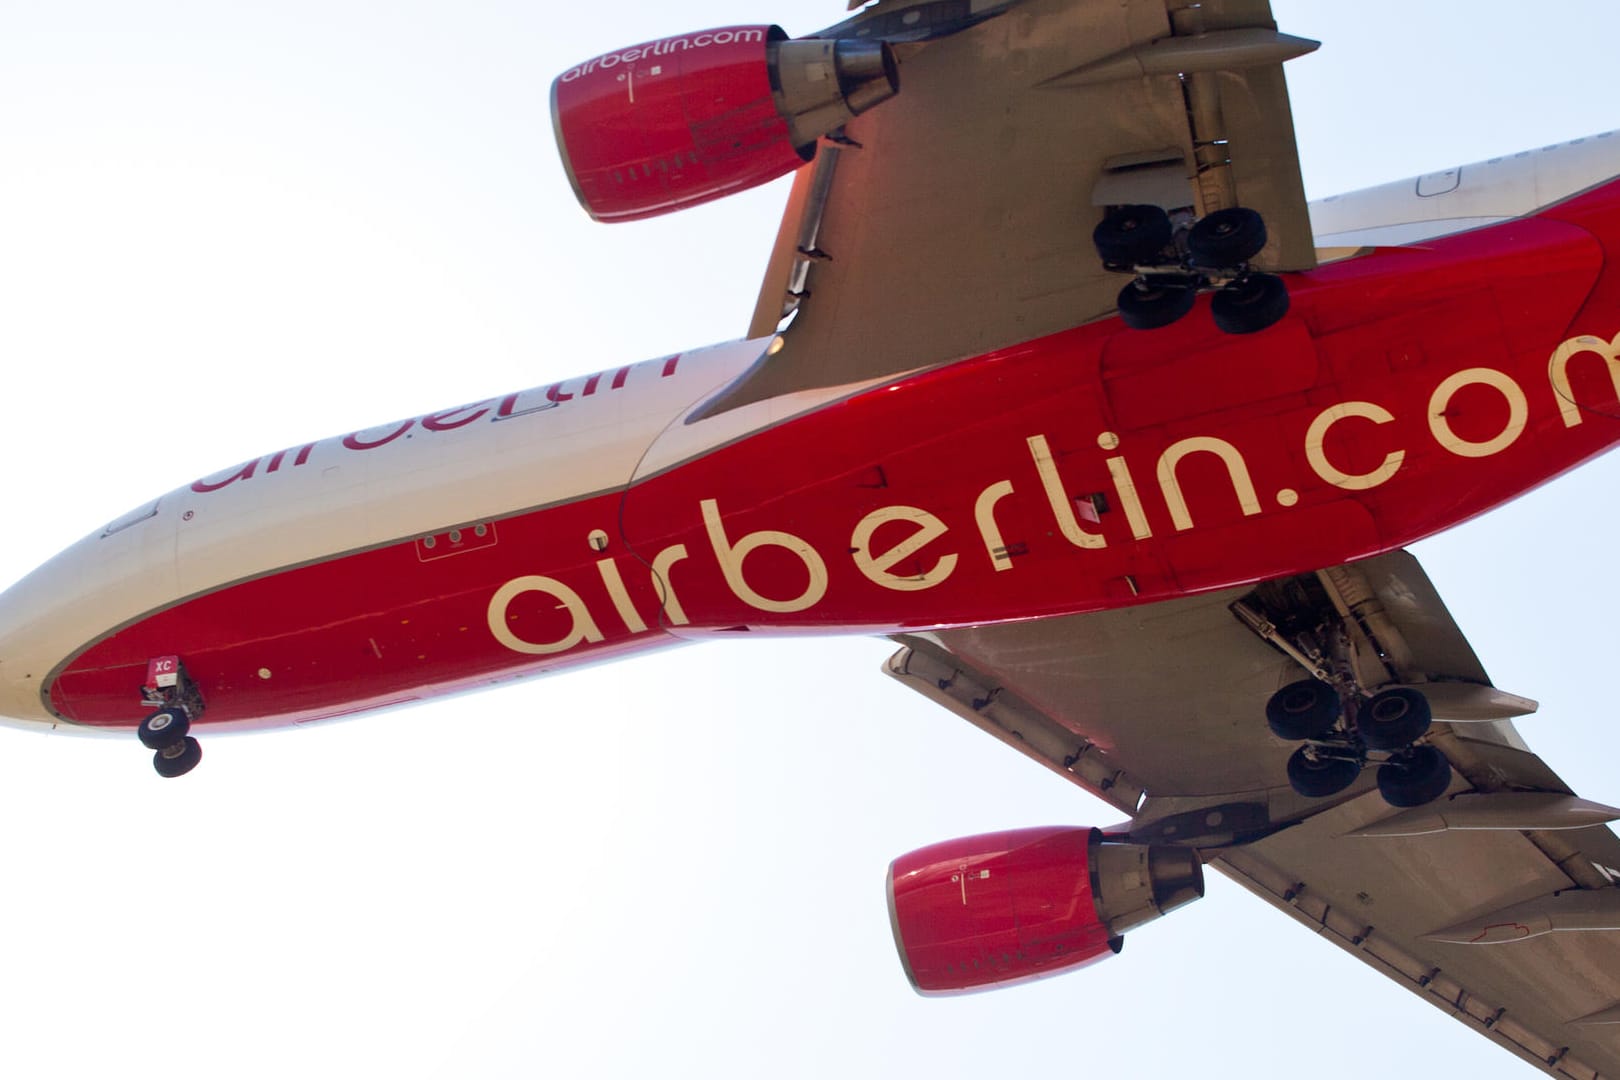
[713, 0, 1319, 414]
[886, 550, 1620, 1077]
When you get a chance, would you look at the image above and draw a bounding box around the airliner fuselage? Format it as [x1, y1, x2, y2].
[6, 169, 1620, 737]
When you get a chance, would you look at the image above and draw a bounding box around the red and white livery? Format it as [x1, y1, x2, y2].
[6, 2, 1620, 1074]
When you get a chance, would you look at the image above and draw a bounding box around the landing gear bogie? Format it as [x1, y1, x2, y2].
[1241, 581, 1457, 809]
[1267, 679, 1449, 807]
[1094, 202, 1289, 335]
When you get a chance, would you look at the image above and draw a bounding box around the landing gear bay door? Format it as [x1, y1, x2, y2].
[722, 0, 1319, 412]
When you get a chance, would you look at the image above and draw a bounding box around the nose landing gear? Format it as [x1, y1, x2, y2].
[151, 734, 204, 778]
[137, 656, 205, 779]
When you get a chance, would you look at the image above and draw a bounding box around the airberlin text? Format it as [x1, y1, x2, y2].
[557, 28, 769, 83]
[487, 333, 1620, 657]
[189, 357, 681, 495]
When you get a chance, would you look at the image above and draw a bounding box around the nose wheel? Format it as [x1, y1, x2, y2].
[135, 657, 206, 778]
[152, 736, 203, 779]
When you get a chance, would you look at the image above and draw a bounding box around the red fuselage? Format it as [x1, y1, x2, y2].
[7, 180, 1620, 733]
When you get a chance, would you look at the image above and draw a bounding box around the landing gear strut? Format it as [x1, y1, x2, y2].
[1092, 203, 1289, 335]
[137, 656, 205, 779]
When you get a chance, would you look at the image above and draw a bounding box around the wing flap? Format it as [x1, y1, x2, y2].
[1214, 840, 1619, 1078]
[1216, 810, 1620, 1078]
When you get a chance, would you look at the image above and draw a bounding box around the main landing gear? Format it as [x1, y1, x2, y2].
[1092, 204, 1289, 335]
[1268, 680, 1452, 808]
[136, 656, 204, 779]
[1232, 566, 1459, 809]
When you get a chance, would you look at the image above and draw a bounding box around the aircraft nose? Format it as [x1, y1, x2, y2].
[0, 633, 55, 730]
[0, 565, 77, 731]
[0, 498, 182, 735]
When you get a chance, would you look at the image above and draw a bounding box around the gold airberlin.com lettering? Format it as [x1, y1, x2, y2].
[487, 337, 1620, 655]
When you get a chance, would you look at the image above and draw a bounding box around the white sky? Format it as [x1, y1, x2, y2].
[1, 2, 1618, 1077]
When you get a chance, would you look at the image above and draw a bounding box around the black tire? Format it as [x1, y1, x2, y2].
[1211, 272, 1290, 335]
[138, 706, 191, 750]
[153, 736, 202, 779]
[1117, 279, 1197, 330]
[1285, 746, 1360, 799]
[1266, 680, 1341, 740]
[1093, 205, 1173, 267]
[1188, 207, 1267, 267]
[1355, 688, 1433, 750]
[1377, 746, 1452, 807]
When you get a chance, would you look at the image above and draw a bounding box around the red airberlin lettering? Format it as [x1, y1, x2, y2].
[188, 356, 684, 494]
[191, 442, 317, 493]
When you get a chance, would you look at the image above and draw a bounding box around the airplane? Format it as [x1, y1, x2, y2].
[5, 1, 1620, 1075]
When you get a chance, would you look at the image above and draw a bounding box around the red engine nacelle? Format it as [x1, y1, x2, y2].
[551, 25, 898, 222]
[886, 827, 1204, 995]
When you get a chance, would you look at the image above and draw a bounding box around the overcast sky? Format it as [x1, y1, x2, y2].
[2, 2, 1619, 1077]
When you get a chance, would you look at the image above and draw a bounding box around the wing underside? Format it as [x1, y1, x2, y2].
[713, 0, 1318, 414]
[886, 550, 1620, 1078]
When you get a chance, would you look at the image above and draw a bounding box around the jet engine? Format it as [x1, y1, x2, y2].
[551, 25, 898, 222]
[886, 826, 1204, 995]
